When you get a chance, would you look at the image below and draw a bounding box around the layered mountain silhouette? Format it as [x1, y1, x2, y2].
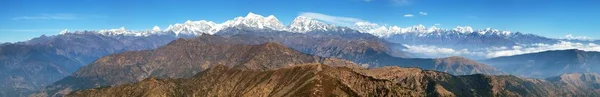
[4, 25, 502, 97]
[483, 49, 600, 78]
[32, 35, 361, 96]
[0, 32, 181, 97]
[66, 64, 600, 97]
[214, 27, 502, 75]
[1, 12, 597, 97]
[34, 34, 502, 96]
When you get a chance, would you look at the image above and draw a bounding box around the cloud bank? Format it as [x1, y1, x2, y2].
[563, 34, 594, 41]
[402, 41, 600, 59]
[402, 45, 483, 57]
[299, 12, 365, 26]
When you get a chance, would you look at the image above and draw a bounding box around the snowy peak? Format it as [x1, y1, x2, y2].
[165, 20, 220, 35]
[353, 22, 380, 29]
[245, 12, 263, 18]
[151, 26, 161, 32]
[96, 26, 171, 37]
[221, 12, 286, 30]
[352, 23, 517, 37]
[352, 22, 392, 37]
[352, 22, 382, 33]
[98, 27, 130, 36]
[288, 16, 337, 33]
[72, 12, 521, 38]
[476, 28, 512, 36]
[59, 29, 69, 34]
[564, 34, 594, 41]
[405, 24, 428, 33]
[352, 22, 446, 37]
[452, 26, 474, 33]
[427, 26, 442, 33]
[162, 12, 290, 35]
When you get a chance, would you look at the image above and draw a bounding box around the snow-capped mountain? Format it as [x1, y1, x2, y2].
[98, 27, 132, 36]
[288, 16, 338, 33]
[59, 29, 69, 34]
[96, 26, 172, 36]
[345, 22, 565, 59]
[352, 22, 515, 38]
[563, 34, 595, 41]
[164, 20, 220, 35]
[352, 22, 446, 37]
[220, 12, 286, 30]
[453, 26, 474, 33]
[65, 12, 563, 50]
[151, 26, 161, 33]
[89, 12, 340, 37]
[76, 12, 525, 40]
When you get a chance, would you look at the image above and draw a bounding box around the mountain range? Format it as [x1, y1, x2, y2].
[0, 32, 183, 97]
[35, 35, 600, 97]
[33, 34, 504, 96]
[75, 12, 598, 59]
[0, 12, 597, 97]
[3, 12, 502, 97]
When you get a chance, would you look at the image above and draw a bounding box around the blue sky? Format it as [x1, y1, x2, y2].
[1, 0, 599, 42]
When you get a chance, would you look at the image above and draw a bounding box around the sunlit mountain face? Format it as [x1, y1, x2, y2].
[2, 0, 600, 97]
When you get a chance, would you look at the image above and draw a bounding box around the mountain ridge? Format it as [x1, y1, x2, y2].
[211, 27, 501, 75]
[32, 35, 362, 96]
[65, 64, 600, 97]
[34, 34, 503, 96]
[484, 49, 600, 78]
[0, 32, 181, 97]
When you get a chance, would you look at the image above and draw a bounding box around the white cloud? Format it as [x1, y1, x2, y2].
[402, 41, 600, 59]
[403, 14, 414, 17]
[486, 41, 600, 58]
[0, 29, 63, 32]
[12, 13, 104, 20]
[434, 23, 441, 26]
[512, 46, 523, 50]
[390, 0, 412, 6]
[299, 12, 365, 26]
[419, 12, 428, 16]
[563, 34, 594, 41]
[13, 13, 81, 20]
[402, 45, 485, 58]
[361, 0, 413, 6]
